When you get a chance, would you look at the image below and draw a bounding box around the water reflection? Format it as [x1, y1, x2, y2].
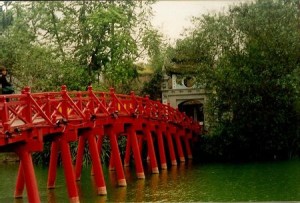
[159, 169, 168, 186]
[148, 174, 160, 201]
[108, 170, 117, 186]
[114, 186, 127, 202]
[124, 165, 134, 182]
[1, 160, 300, 202]
[94, 195, 107, 203]
[134, 179, 145, 202]
[14, 198, 24, 203]
[47, 189, 57, 203]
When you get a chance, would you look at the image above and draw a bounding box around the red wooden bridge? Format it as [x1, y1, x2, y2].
[0, 85, 201, 203]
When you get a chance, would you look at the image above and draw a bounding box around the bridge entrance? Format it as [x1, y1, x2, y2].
[178, 100, 204, 123]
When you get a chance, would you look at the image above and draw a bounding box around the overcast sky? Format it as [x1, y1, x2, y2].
[151, 1, 248, 42]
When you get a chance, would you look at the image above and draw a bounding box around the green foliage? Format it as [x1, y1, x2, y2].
[141, 69, 163, 100]
[0, 1, 157, 93]
[141, 29, 168, 99]
[172, 0, 300, 160]
[31, 135, 127, 166]
[0, 1, 162, 165]
[0, 2, 13, 34]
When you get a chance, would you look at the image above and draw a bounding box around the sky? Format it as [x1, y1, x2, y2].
[151, 0, 248, 42]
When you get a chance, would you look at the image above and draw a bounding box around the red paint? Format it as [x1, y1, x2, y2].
[0, 86, 201, 201]
[47, 140, 59, 188]
[15, 145, 41, 203]
[156, 125, 167, 169]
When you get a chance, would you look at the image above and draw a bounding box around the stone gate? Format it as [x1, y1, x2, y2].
[161, 65, 209, 129]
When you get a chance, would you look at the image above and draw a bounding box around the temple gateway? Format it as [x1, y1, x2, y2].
[161, 62, 209, 130]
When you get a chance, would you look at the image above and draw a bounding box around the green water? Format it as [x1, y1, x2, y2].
[0, 159, 300, 202]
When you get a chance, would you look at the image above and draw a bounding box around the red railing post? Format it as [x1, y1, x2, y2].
[23, 87, 33, 124]
[109, 88, 117, 113]
[61, 85, 69, 120]
[0, 96, 10, 133]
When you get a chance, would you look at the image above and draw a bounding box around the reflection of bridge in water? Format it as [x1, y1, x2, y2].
[0, 85, 201, 203]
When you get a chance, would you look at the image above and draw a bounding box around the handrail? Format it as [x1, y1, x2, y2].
[0, 86, 200, 143]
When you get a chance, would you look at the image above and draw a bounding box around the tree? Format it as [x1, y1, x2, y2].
[140, 28, 170, 99]
[170, 0, 300, 160]
[0, 1, 161, 164]
[10, 1, 156, 93]
[0, 1, 158, 93]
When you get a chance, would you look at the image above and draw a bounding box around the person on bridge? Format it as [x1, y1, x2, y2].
[86, 81, 92, 91]
[0, 65, 14, 95]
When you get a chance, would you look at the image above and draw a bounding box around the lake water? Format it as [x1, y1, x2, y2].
[0, 159, 300, 202]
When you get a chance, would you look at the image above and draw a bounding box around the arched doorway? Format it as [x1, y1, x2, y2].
[178, 100, 204, 123]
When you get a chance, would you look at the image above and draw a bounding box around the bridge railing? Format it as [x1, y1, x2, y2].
[0, 85, 202, 203]
[0, 86, 200, 139]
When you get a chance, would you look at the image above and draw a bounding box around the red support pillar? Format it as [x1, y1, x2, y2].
[185, 131, 193, 159]
[47, 140, 59, 188]
[144, 125, 159, 174]
[175, 133, 185, 162]
[75, 136, 86, 181]
[60, 138, 79, 203]
[109, 152, 115, 171]
[16, 146, 41, 203]
[91, 134, 104, 176]
[124, 134, 131, 167]
[14, 163, 25, 198]
[87, 130, 107, 195]
[97, 134, 104, 156]
[166, 127, 177, 166]
[156, 126, 167, 169]
[108, 128, 126, 186]
[138, 136, 143, 154]
[128, 126, 145, 179]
